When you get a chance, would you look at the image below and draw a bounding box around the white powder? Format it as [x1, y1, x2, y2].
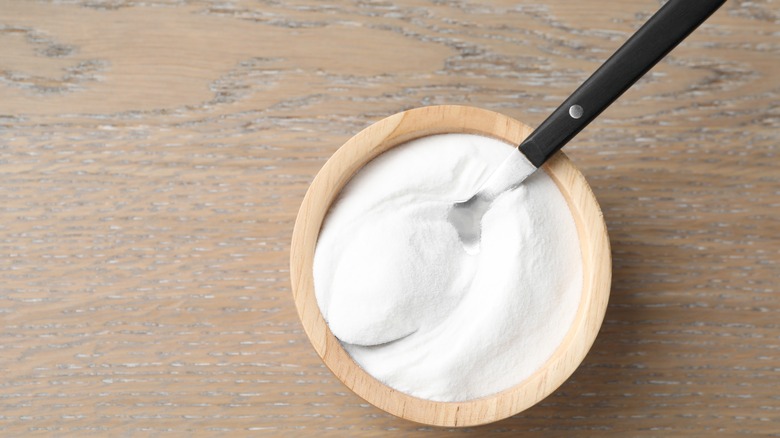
[313, 133, 582, 402]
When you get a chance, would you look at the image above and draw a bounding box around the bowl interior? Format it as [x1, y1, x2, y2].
[290, 105, 611, 427]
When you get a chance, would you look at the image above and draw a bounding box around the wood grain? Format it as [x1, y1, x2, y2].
[0, 0, 778, 435]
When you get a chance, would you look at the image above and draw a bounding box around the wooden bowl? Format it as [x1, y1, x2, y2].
[290, 105, 611, 427]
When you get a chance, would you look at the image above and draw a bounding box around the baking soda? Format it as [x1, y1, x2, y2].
[313, 133, 582, 402]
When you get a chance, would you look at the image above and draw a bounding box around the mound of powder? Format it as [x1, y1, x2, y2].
[313, 133, 582, 402]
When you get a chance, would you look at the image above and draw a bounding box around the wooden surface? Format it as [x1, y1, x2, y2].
[0, 0, 777, 435]
[290, 106, 611, 427]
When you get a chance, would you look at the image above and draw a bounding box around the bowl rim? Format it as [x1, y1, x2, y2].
[290, 105, 611, 427]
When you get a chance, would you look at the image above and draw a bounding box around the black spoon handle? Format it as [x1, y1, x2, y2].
[518, 0, 726, 167]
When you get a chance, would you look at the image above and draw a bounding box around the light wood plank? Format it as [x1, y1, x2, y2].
[0, 0, 778, 434]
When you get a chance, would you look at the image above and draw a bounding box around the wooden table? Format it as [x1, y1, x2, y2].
[1, 0, 778, 435]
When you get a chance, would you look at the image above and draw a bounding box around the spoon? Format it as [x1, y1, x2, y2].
[449, 0, 726, 252]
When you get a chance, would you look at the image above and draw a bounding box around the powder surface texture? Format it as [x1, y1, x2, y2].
[313, 133, 582, 402]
